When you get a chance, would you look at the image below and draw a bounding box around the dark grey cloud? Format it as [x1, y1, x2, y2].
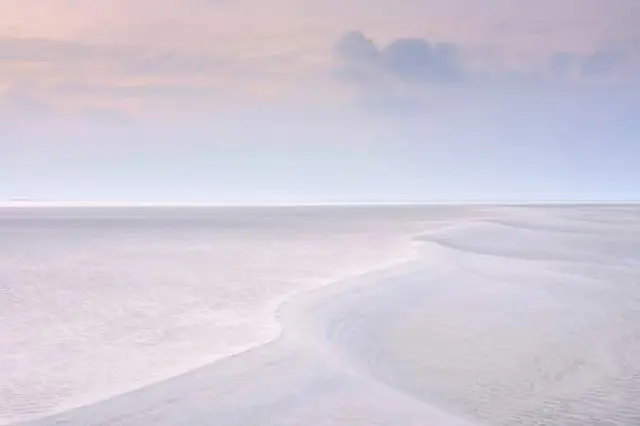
[334, 31, 466, 86]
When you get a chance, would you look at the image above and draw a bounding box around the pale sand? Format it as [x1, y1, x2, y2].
[17, 216, 481, 426]
[20, 261, 474, 426]
[315, 209, 640, 426]
[17, 206, 640, 426]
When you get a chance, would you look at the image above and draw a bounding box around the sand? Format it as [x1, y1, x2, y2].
[8, 205, 640, 426]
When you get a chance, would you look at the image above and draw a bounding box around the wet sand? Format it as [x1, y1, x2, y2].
[16, 206, 640, 426]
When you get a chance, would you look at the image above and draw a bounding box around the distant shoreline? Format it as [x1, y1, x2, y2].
[1, 200, 639, 208]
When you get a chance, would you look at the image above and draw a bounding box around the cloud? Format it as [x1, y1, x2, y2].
[0, 86, 55, 125]
[77, 107, 133, 127]
[546, 46, 635, 81]
[335, 29, 640, 92]
[333, 30, 640, 117]
[334, 31, 466, 86]
[581, 48, 628, 76]
[334, 31, 379, 64]
[0, 33, 323, 111]
[333, 31, 383, 85]
[549, 52, 577, 77]
[122, 52, 227, 76]
[0, 36, 232, 77]
[0, 83, 135, 136]
[0, 37, 136, 63]
[55, 81, 219, 100]
[382, 39, 464, 84]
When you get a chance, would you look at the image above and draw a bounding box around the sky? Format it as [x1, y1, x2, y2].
[1, 0, 640, 203]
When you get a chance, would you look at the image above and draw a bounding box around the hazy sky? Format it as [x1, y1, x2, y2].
[2, 0, 639, 203]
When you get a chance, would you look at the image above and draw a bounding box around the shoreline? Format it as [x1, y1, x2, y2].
[15, 218, 486, 426]
[8, 205, 640, 426]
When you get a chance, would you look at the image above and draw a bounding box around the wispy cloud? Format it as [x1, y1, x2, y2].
[1, 0, 638, 117]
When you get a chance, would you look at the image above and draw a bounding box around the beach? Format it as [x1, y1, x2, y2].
[3, 205, 640, 425]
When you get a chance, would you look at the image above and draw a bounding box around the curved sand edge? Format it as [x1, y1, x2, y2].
[20, 221, 487, 426]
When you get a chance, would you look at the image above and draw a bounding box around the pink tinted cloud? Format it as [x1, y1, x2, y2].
[0, 0, 638, 117]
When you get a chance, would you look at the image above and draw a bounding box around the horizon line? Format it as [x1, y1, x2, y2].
[1, 200, 639, 208]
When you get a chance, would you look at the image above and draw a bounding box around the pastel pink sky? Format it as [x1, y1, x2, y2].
[1, 0, 639, 117]
[2, 0, 640, 203]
